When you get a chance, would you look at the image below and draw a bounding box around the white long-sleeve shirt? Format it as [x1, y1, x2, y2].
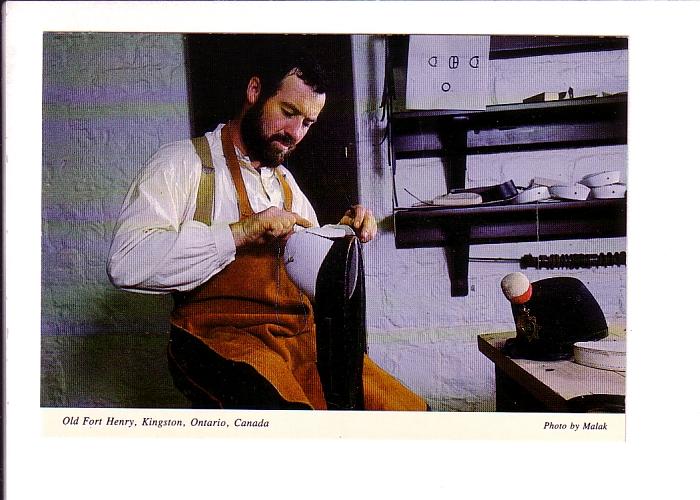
[107, 124, 319, 294]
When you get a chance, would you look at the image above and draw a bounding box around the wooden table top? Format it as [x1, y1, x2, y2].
[478, 332, 626, 411]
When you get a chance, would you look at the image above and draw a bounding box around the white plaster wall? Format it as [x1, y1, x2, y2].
[42, 33, 192, 335]
[352, 35, 627, 411]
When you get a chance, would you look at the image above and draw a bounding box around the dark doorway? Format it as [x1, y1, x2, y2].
[185, 34, 358, 225]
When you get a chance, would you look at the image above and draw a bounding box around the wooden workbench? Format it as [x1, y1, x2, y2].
[478, 332, 626, 413]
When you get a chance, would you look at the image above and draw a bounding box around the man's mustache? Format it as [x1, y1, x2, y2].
[270, 134, 295, 148]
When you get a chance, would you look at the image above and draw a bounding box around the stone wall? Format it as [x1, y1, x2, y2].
[42, 33, 191, 336]
[41, 33, 192, 406]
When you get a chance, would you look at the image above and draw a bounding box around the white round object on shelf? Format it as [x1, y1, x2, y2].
[591, 184, 627, 199]
[432, 192, 483, 206]
[513, 186, 550, 204]
[549, 183, 591, 201]
[580, 171, 621, 187]
[573, 339, 626, 371]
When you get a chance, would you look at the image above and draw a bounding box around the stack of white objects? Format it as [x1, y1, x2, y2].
[433, 170, 627, 206]
[523, 171, 626, 202]
[580, 171, 627, 199]
[527, 176, 589, 201]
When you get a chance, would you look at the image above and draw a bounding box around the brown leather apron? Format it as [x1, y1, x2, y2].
[171, 124, 427, 411]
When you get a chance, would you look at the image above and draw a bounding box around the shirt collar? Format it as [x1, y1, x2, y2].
[234, 145, 276, 178]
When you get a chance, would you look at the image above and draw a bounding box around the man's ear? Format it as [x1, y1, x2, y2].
[246, 76, 262, 106]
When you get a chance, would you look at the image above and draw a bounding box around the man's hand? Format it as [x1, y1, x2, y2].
[339, 204, 377, 243]
[230, 207, 313, 248]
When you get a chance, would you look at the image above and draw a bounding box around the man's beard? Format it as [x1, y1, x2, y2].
[240, 100, 296, 168]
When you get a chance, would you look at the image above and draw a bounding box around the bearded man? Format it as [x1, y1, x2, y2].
[107, 48, 427, 411]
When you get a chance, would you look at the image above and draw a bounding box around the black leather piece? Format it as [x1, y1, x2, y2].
[459, 180, 518, 203]
[314, 236, 367, 410]
[503, 277, 608, 361]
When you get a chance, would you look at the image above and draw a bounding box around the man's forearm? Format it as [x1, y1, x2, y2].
[108, 221, 236, 293]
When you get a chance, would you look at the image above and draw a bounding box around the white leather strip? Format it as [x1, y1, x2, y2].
[304, 224, 354, 238]
[549, 183, 591, 201]
[513, 186, 550, 204]
[580, 171, 621, 187]
[591, 183, 627, 199]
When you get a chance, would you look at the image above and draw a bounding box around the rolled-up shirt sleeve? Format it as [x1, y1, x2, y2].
[107, 142, 236, 294]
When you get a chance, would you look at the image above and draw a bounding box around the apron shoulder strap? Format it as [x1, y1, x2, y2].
[191, 136, 216, 226]
[221, 122, 294, 216]
[274, 168, 294, 212]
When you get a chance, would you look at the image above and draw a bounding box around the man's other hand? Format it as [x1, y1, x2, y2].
[230, 207, 313, 247]
[339, 204, 377, 243]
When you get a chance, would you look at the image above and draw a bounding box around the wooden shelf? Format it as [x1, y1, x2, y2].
[387, 37, 627, 296]
[392, 93, 627, 119]
[394, 198, 626, 249]
[391, 95, 627, 159]
[394, 199, 626, 296]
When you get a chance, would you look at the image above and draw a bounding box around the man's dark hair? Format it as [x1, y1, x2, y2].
[185, 35, 331, 133]
[252, 44, 329, 102]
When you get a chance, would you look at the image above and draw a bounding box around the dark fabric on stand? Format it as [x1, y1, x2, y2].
[314, 236, 366, 410]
